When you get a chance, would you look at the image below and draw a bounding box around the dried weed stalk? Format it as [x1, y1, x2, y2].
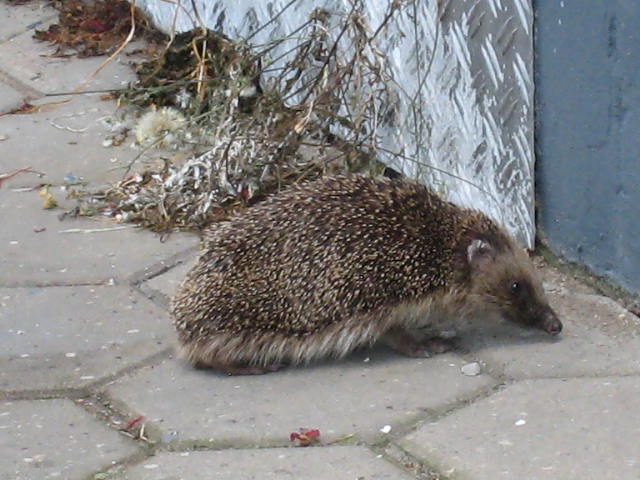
[72, 0, 406, 233]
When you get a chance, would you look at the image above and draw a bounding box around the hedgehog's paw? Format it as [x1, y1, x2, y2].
[384, 327, 454, 358]
[420, 337, 455, 354]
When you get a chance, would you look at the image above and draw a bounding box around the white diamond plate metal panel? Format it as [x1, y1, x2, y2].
[135, 0, 535, 246]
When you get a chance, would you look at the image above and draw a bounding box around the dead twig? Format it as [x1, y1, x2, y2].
[0, 167, 46, 188]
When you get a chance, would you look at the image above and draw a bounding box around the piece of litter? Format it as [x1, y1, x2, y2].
[290, 428, 321, 447]
[379, 425, 392, 434]
[65, 352, 76, 358]
[461, 362, 481, 376]
[143, 464, 159, 470]
[515, 419, 526, 426]
[125, 416, 145, 429]
[59, 226, 127, 234]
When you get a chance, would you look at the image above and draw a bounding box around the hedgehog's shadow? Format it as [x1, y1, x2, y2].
[357, 321, 563, 363]
[188, 322, 563, 377]
[420, 320, 563, 356]
[300, 322, 563, 374]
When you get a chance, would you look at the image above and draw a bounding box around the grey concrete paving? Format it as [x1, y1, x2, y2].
[109, 446, 415, 480]
[0, 285, 173, 391]
[0, 22, 137, 95]
[1, 3, 640, 480]
[398, 377, 640, 480]
[0, 81, 24, 113]
[0, 190, 198, 286]
[1, 94, 139, 189]
[144, 254, 197, 300]
[1, 398, 139, 480]
[0, 1, 55, 43]
[106, 352, 495, 445]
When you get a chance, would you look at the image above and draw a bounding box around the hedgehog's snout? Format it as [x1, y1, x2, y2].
[541, 309, 562, 335]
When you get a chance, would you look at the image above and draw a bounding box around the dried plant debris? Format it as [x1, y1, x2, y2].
[125, 30, 260, 115]
[34, 0, 161, 57]
[62, 2, 404, 233]
[290, 428, 321, 447]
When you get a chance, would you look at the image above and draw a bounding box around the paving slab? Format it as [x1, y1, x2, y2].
[106, 351, 495, 445]
[397, 376, 640, 480]
[0, 0, 56, 43]
[457, 288, 640, 379]
[109, 445, 413, 480]
[0, 80, 24, 113]
[144, 252, 198, 300]
[1, 94, 148, 190]
[0, 398, 138, 480]
[0, 285, 173, 391]
[0, 24, 138, 95]
[0, 189, 198, 286]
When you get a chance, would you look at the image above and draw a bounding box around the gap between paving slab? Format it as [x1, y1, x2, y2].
[1, 398, 141, 480]
[0, 284, 174, 392]
[0, 0, 57, 44]
[103, 350, 497, 448]
[104, 445, 417, 480]
[396, 376, 640, 480]
[0, 18, 139, 96]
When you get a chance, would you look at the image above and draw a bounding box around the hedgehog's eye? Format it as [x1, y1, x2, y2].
[510, 281, 521, 295]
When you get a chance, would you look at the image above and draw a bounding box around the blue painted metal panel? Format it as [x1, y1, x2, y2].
[535, 0, 640, 291]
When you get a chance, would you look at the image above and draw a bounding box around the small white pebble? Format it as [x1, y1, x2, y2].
[515, 419, 526, 426]
[380, 425, 392, 434]
[461, 362, 481, 376]
[363, 357, 370, 363]
[65, 352, 76, 358]
[143, 464, 159, 469]
[440, 329, 458, 339]
[127, 329, 140, 334]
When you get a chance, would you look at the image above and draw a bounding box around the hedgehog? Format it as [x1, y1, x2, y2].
[171, 175, 562, 375]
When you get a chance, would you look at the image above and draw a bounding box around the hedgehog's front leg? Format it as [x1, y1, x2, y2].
[383, 326, 455, 358]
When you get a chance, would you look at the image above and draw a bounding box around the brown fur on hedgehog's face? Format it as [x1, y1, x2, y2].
[466, 238, 563, 335]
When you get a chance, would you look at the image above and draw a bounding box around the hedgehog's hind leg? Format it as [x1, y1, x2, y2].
[178, 337, 287, 376]
[383, 326, 455, 358]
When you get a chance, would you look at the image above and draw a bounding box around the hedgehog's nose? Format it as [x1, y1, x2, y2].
[542, 310, 563, 335]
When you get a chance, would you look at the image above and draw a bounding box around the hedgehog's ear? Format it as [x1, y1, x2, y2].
[467, 239, 496, 270]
